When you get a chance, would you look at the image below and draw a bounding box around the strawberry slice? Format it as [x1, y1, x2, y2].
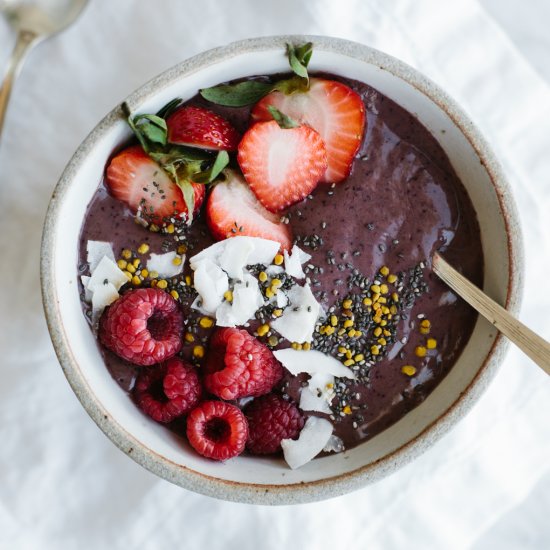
[166, 106, 240, 151]
[105, 145, 205, 226]
[206, 169, 292, 251]
[237, 120, 327, 212]
[251, 78, 366, 183]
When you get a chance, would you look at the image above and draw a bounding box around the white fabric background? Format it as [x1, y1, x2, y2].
[1, 1, 549, 548]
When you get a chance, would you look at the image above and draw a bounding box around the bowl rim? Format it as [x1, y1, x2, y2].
[41, 34, 524, 505]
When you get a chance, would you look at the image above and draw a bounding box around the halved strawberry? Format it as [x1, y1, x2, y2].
[237, 120, 327, 212]
[206, 169, 292, 251]
[166, 106, 240, 151]
[105, 145, 205, 225]
[251, 78, 366, 183]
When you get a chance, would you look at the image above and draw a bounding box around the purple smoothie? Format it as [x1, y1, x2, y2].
[78, 73, 482, 451]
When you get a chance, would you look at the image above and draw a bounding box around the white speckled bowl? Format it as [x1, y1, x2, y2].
[41, 35, 523, 505]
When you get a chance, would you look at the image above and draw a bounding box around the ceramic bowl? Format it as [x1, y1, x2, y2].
[41, 35, 523, 505]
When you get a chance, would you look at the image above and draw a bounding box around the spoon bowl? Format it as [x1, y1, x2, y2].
[0, 0, 88, 136]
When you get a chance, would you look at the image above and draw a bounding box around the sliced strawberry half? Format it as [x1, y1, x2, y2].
[166, 105, 240, 151]
[206, 169, 292, 251]
[237, 120, 327, 212]
[105, 145, 205, 226]
[251, 78, 366, 183]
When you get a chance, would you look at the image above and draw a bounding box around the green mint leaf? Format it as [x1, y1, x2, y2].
[287, 42, 313, 82]
[267, 106, 299, 129]
[133, 114, 167, 146]
[155, 98, 183, 119]
[200, 80, 274, 107]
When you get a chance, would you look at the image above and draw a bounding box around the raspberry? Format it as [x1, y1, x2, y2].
[99, 288, 183, 366]
[186, 401, 248, 460]
[203, 328, 283, 400]
[245, 394, 305, 455]
[134, 358, 202, 423]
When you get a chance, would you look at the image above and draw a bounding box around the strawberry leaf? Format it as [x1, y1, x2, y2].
[156, 98, 183, 119]
[191, 151, 229, 184]
[200, 80, 274, 107]
[149, 145, 211, 167]
[287, 42, 313, 82]
[133, 114, 167, 146]
[163, 164, 196, 224]
[200, 43, 314, 107]
[268, 106, 299, 129]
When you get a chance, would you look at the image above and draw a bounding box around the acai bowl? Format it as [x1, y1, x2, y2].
[41, 35, 522, 504]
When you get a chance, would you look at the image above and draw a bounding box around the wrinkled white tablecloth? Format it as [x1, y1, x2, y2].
[1, 1, 549, 548]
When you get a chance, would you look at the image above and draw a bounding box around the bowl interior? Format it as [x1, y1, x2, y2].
[45, 40, 514, 498]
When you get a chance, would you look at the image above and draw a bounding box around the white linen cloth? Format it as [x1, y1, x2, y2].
[1, 0, 549, 548]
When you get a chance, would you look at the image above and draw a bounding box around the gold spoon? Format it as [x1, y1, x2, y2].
[0, 0, 88, 137]
[433, 252, 550, 375]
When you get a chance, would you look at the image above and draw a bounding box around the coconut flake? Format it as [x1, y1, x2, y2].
[270, 284, 320, 343]
[283, 245, 311, 279]
[323, 435, 344, 453]
[190, 236, 280, 272]
[216, 274, 264, 327]
[147, 251, 184, 278]
[87, 256, 128, 293]
[276, 291, 289, 308]
[189, 240, 227, 268]
[80, 275, 93, 302]
[281, 416, 333, 469]
[266, 265, 285, 277]
[192, 259, 229, 314]
[218, 237, 255, 279]
[299, 387, 332, 414]
[299, 372, 335, 413]
[273, 348, 356, 378]
[91, 281, 119, 323]
[86, 241, 115, 273]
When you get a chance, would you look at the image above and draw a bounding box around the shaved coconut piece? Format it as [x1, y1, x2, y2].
[276, 291, 289, 308]
[266, 265, 284, 276]
[300, 372, 335, 413]
[193, 259, 228, 314]
[80, 276, 93, 302]
[190, 236, 280, 271]
[189, 240, 227, 268]
[86, 241, 115, 273]
[231, 274, 264, 321]
[218, 237, 255, 279]
[190, 295, 212, 316]
[270, 284, 320, 343]
[281, 416, 333, 469]
[87, 256, 128, 293]
[284, 245, 311, 279]
[216, 274, 264, 327]
[299, 387, 332, 414]
[323, 435, 344, 453]
[245, 237, 280, 266]
[147, 251, 184, 278]
[91, 282, 119, 323]
[273, 349, 356, 379]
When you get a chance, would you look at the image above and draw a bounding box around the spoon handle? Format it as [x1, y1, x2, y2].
[433, 252, 550, 375]
[0, 29, 37, 139]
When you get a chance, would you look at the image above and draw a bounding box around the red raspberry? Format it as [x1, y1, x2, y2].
[99, 288, 183, 366]
[203, 328, 283, 400]
[134, 358, 202, 423]
[245, 394, 305, 455]
[186, 400, 248, 460]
